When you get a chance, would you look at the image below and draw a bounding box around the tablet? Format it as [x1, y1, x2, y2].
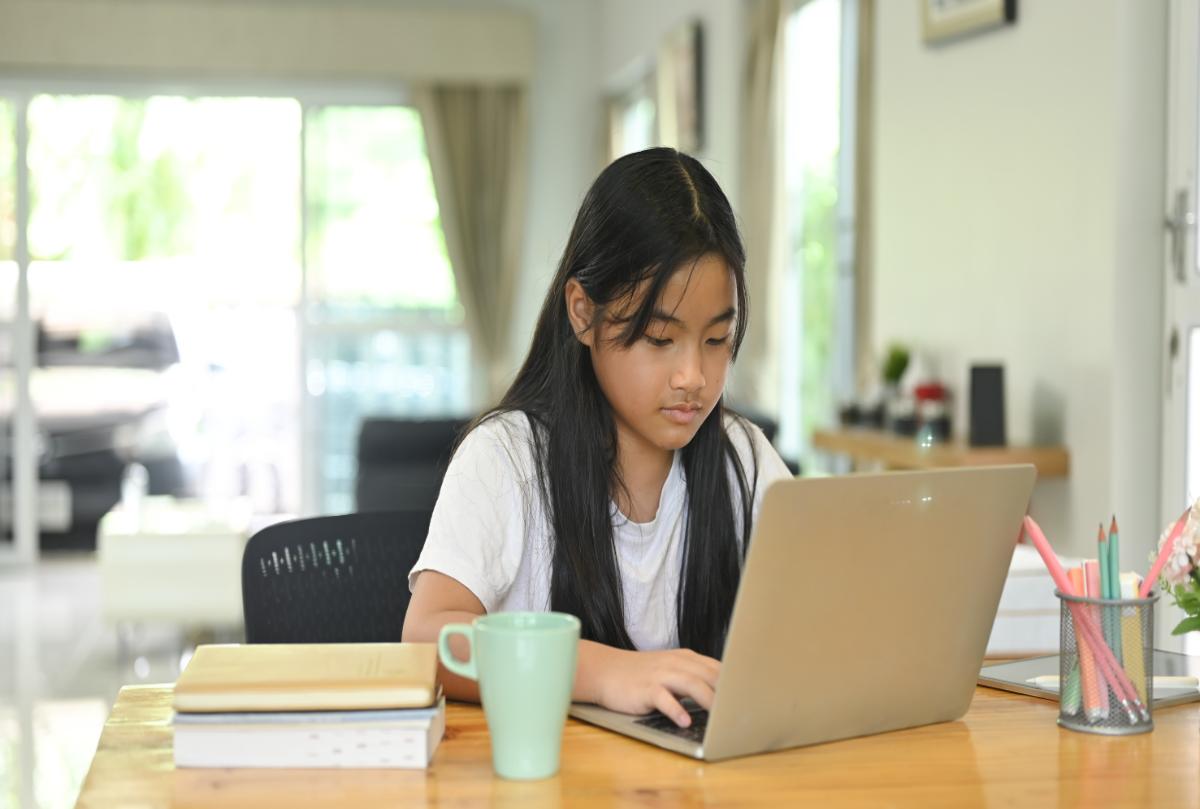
[979, 649, 1200, 709]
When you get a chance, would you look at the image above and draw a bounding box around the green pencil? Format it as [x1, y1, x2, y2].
[1098, 524, 1114, 652]
[1108, 516, 1123, 660]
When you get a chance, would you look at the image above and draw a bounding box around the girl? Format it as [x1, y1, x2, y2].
[402, 147, 791, 727]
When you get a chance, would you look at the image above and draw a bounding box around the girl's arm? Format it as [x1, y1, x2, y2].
[403, 570, 720, 726]
[402, 570, 487, 701]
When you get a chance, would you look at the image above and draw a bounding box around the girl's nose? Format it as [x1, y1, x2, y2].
[671, 347, 706, 392]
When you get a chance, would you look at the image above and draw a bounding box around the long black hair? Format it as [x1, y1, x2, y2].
[476, 147, 757, 658]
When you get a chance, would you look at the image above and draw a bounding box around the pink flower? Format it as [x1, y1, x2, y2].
[1156, 502, 1200, 587]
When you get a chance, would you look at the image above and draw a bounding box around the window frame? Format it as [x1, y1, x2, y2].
[0, 77, 471, 552]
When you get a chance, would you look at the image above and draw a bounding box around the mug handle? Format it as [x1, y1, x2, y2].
[438, 623, 478, 681]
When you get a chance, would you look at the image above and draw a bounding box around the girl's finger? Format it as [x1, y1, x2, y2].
[663, 671, 716, 711]
[652, 687, 691, 727]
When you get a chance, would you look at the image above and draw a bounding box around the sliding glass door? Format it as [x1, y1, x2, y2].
[302, 104, 468, 515]
[0, 86, 471, 555]
[0, 96, 17, 559]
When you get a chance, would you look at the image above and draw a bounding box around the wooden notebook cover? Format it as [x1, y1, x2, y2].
[173, 643, 438, 713]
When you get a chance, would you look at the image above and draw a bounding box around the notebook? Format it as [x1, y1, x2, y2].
[173, 643, 438, 712]
[173, 696, 446, 768]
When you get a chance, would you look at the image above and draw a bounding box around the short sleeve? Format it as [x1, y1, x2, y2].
[408, 414, 536, 613]
[724, 415, 793, 536]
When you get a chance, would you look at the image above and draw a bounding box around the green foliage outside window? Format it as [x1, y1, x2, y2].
[305, 105, 458, 314]
[0, 99, 13, 261]
[26, 95, 301, 276]
[796, 160, 838, 468]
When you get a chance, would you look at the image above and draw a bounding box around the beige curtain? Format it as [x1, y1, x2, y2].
[737, 0, 787, 412]
[414, 84, 530, 404]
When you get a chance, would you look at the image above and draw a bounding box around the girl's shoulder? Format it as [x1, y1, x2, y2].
[721, 411, 792, 488]
[453, 409, 540, 482]
[721, 411, 773, 464]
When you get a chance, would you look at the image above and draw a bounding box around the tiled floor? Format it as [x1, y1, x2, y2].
[0, 554, 240, 809]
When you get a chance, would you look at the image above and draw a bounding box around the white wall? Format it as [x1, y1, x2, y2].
[872, 0, 1166, 559]
[501, 0, 603, 380]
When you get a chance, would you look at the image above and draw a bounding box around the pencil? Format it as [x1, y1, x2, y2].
[1108, 517, 1123, 661]
[1098, 525, 1115, 655]
[1141, 508, 1190, 598]
[1119, 572, 1148, 704]
[1024, 516, 1146, 720]
[1084, 561, 1111, 719]
[1070, 566, 1103, 720]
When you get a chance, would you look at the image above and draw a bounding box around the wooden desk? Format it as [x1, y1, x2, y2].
[76, 685, 1198, 808]
[812, 428, 1070, 478]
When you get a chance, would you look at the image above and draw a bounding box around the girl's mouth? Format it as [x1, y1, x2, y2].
[661, 404, 701, 425]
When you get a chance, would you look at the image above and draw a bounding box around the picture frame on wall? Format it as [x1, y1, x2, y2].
[656, 19, 704, 154]
[922, 0, 1016, 44]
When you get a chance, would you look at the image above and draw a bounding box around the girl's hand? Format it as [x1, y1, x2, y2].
[582, 643, 721, 727]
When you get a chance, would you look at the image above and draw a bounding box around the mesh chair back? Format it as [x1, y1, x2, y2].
[241, 511, 431, 644]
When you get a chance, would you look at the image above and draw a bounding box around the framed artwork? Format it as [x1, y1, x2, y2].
[656, 19, 704, 154]
[922, 0, 1016, 44]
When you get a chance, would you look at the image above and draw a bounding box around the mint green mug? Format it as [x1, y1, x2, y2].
[439, 612, 580, 780]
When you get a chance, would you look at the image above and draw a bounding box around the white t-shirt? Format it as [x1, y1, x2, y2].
[408, 411, 792, 650]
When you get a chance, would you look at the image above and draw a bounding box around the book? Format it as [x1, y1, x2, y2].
[173, 643, 438, 713]
[173, 696, 446, 769]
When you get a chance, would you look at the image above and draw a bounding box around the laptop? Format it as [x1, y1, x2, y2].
[568, 464, 1037, 761]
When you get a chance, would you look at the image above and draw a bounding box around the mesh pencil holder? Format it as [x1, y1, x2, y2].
[1055, 590, 1158, 735]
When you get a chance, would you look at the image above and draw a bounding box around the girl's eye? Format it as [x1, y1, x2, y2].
[646, 336, 673, 348]
[707, 335, 731, 346]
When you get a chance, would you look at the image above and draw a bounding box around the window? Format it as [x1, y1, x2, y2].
[779, 0, 857, 467]
[607, 74, 657, 161]
[303, 105, 468, 513]
[0, 97, 12, 263]
[0, 98, 14, 551]
[2, 90, 469, 536]
[24, 95, 303, 530]
[305, 106, 455, 313]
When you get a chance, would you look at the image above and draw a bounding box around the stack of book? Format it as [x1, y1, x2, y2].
[172, 642, 444, 769]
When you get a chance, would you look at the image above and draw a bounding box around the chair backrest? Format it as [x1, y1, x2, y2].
[241, 510, 431, 643]
[354, 418, 469, 513]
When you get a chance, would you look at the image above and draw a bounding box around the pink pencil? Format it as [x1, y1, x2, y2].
[1026, 517, 1145, 721]
[1139, 508, 1190, 599]
[1069, 566, 1103, 719]
[1083, 560, 1111, 719]
[1023, 516, 1146, 722]
[1023, 518, 1140, 711]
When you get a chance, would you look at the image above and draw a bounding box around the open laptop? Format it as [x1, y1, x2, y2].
[569, 464, 1037, 761]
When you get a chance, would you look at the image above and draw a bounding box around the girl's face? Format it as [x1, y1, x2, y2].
[567, 253, 737, 461]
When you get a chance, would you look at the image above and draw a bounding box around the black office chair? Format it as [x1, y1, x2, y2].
[354, 417, 469, 513]
[241, 510, 431, 644]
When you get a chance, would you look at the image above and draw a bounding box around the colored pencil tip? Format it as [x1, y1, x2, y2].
[1110, 515, 1118, 534]
[1098, 523, 1106, 543]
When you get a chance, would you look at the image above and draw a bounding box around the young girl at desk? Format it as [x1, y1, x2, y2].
[403, 147, 791, 727]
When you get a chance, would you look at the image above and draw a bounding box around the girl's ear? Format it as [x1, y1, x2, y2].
[564, 278, 596, 347]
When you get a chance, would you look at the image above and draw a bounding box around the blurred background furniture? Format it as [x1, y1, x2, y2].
[2, 311, 193, 552]
[241, 510, 431, 643]
[354, 411, 798, 506]
[98, 496, 253, 629]
[729, 404, 800, 475]
[811, 427, 1069, 478]
[354, 418, 469, 513]
[986, 544, 1078, 658]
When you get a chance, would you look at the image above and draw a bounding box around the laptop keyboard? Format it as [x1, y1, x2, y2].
[635, 708, 709, 743]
